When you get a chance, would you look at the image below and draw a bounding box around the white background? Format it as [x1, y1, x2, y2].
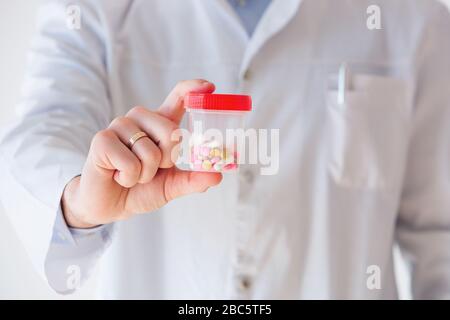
[0, 0, 97, 300]
[0, 0, 449, 300]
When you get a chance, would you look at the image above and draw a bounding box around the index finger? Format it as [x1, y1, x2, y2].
[157, 79, 215, 124]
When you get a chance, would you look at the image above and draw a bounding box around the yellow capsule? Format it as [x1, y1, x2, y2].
[214, 148, 222, 158]
[222, 149, 228, 159]
[202, 160, 212, 171]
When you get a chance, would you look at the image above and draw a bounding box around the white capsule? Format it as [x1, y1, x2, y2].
[204, 139, 221, 149]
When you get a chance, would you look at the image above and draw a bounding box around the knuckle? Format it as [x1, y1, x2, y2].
[162, 123, 180, 145]
[143, 146, 162, 165]
[154, 118, 179, 146]
[126, 157, 142, 176]
[126, 106, 147, 118]
[92, 129, 114, 146]
[109, 116, 131, 129]
[167, 121, 180, 135]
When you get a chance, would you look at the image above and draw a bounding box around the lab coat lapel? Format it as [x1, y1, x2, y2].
[239, 0, 303, 78]
[212, 0, 249, 42]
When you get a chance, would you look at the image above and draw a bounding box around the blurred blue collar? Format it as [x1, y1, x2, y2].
[227, 0, 272, 36]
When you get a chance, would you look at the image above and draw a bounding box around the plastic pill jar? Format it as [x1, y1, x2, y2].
[184, 93, 252, 172]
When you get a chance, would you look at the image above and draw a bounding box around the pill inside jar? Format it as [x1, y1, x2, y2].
[184, 93, 252, 172]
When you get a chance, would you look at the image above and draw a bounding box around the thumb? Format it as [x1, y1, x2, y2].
[158, 79, 215, 124]
[161, 168, 222, 202]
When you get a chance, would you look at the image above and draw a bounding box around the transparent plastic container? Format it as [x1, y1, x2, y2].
[184, 93, 252, 172]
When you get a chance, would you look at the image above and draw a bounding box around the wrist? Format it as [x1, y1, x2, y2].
[61, 176, 98, 229]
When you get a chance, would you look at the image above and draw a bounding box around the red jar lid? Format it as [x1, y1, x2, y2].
[184, 93, 252, 112]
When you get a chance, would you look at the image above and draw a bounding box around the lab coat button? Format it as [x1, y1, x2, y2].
[243, 69, 252, 81]
[238, 276, 252, 291]
[237, 0, 247, 7]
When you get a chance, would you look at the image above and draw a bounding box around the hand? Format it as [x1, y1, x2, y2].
[61, 80, 222, 228]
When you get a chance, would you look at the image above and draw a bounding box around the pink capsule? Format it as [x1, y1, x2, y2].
[223, 163, 238, 171]
[200, 147, 211, 157]
[211, 157, 222, 164]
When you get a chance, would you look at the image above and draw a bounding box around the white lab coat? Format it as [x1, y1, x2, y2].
[1, 0, 450, 299]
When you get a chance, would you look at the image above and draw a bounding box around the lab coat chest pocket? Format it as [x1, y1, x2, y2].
[326, 74, 412, 190]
